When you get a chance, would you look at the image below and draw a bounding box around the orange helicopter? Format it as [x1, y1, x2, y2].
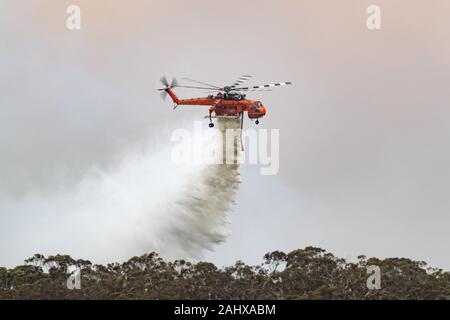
[158, 75, 292, 129]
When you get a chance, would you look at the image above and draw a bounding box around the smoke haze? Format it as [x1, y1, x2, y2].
[1, 0, 450, 269]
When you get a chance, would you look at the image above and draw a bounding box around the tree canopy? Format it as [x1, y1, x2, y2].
[0, 247, 448, 300]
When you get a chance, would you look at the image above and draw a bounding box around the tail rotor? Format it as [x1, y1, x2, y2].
[158, 76, 178, 100]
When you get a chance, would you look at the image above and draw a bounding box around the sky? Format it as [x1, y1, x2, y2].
[1, 0, 450, 269]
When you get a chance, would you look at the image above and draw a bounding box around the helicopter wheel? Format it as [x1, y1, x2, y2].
[209, 123, 215, 128]
[255, 120, 260, 125]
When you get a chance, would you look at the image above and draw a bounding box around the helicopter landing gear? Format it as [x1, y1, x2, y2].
[208, 108, 215, 128]
[255, 119, 260, 125]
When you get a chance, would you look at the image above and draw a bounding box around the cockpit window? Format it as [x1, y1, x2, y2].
[251, 102, 262, 112]
[251, 102, 262, 108]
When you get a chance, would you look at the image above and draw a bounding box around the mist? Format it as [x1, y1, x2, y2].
[0, 118, 241, 266]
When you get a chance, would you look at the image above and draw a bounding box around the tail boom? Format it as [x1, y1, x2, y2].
[165, 88, 181, 105]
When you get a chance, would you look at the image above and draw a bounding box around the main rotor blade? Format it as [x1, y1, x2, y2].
[230, 75, 252, 88]
[232, 81, 292, 91]
[175, 85, 222, 90]
[181, 77, 222, 89]
[246, 89, 273, 92]
[201, 90, 221, 94]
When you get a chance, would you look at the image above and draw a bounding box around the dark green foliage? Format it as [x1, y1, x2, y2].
[0, 247, 448, 300]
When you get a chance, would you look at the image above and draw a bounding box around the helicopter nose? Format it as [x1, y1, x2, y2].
[259, 106, 266, 115]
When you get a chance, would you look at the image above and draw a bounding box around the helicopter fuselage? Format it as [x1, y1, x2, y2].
[165, 88, 266, 120]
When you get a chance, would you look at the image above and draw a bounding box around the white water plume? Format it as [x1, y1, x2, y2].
[0, 119, 241, 265]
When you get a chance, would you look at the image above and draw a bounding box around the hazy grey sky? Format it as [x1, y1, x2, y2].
[1, 0, 450, 269]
